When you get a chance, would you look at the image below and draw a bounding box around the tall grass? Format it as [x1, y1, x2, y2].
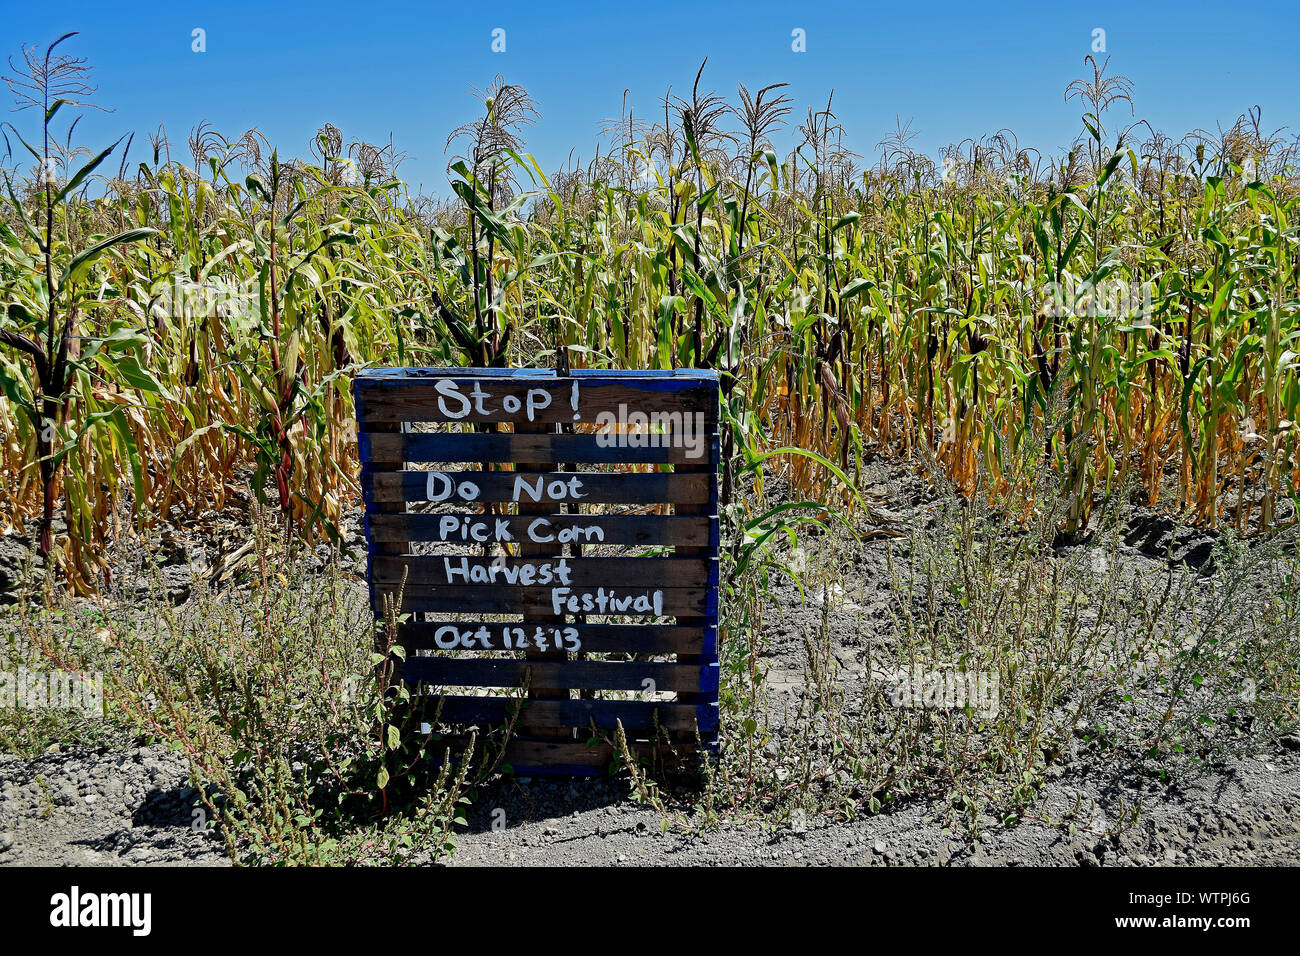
[2, 41, 1299, 588]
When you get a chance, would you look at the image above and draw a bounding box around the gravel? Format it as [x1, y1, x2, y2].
[0, 744, 226, 866]
[3, 462, 1299, 866]
[436, 742, 1300, 866]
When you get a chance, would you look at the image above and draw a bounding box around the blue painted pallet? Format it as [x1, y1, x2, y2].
[355, 367, 721, 776]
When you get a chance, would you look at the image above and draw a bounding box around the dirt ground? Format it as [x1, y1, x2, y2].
[3, 736, 1299, 867]
[3, 461, 1300, 867]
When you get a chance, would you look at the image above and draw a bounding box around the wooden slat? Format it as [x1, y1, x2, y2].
[355, 368, 722, 771]
[367, 512, 717, 547]
[355, 377, 410, 683]
[398, 622, 715, 655]
[426, 735, 695, 774]
[357, 379, 718, 425]
[371, 555, 716, 588]
[364, 470, 711, 504]
[673, 411, 720, 745]
[404, 657, 716, 693]
[512, 415, 571, 720]
[418, 695, 718, 733]
[377, 585, 715, 617]
[360, 431, 717, 465]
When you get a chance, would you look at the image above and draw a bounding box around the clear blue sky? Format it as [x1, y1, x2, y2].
[4, 0, 1297, 194]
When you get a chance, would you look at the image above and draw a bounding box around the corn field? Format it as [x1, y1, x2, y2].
[2, 40, 1300, 591]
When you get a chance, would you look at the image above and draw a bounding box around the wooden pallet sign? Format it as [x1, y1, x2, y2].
[354, 368, 720, 775]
